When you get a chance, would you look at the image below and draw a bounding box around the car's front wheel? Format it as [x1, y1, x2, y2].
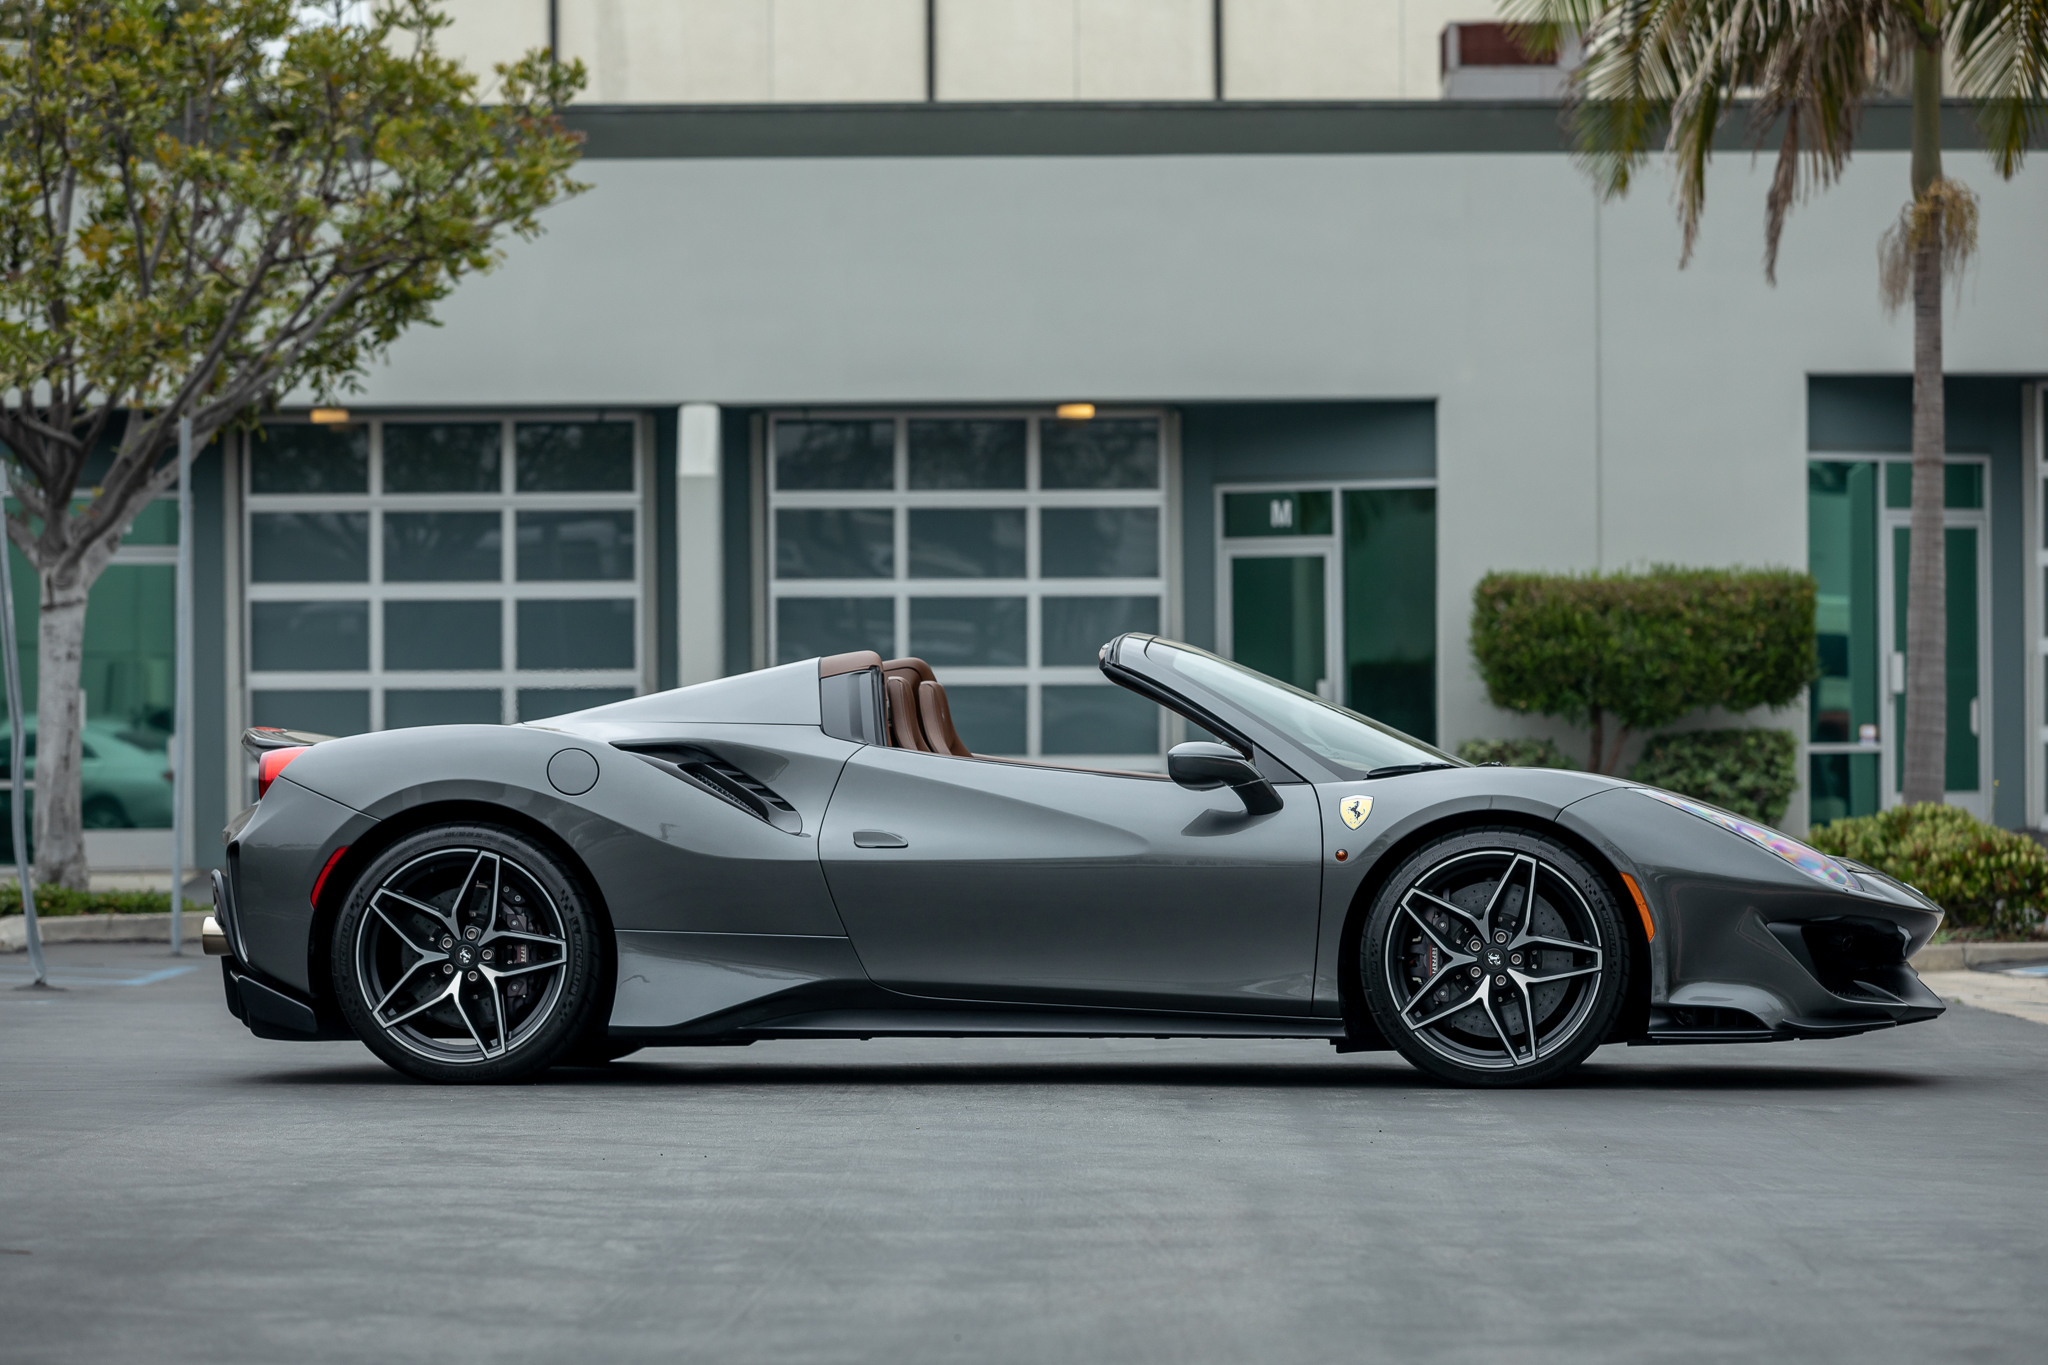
[333, 824, 602, 1084]
[1361, 828, 1628, 1087]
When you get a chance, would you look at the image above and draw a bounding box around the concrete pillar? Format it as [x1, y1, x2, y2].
[677, 403, 724, 685]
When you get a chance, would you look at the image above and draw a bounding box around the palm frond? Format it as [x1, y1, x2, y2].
[1951, 0, 2048, 176]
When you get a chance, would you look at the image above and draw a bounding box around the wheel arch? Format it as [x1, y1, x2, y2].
[307, 799, 620, 1031]
[1336, 809, 1652, 1048]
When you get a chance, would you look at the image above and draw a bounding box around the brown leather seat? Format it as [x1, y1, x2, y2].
[879, 657, 972, 757]
[883, 672, 930, 751]
[916, 679, 971, 757]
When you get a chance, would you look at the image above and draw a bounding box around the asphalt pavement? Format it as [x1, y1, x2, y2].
[3, 941, 2045, 1365]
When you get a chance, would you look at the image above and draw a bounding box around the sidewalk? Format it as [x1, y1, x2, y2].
[1917, 968, 2048, 1028]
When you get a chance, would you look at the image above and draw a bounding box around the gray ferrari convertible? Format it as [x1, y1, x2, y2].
[207, 635, 1945, 1087]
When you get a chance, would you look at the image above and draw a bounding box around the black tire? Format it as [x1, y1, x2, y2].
[1361, 827, 1628, 1088]
[332, 823, 603, 1084]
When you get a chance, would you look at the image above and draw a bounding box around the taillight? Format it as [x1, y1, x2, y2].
[257, 746, 308, 798]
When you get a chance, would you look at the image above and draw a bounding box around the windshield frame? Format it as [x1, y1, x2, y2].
[1100, 634, 1463, 784]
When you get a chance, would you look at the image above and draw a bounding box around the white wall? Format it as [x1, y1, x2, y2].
[432, 0, 549, 94]
[553, 0, 925, 103]
[937, 0, 1215, 101]
[432, 0, 1540, 102]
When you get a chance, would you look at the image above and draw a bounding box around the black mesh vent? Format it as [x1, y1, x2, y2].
[616, 744, 802, 834]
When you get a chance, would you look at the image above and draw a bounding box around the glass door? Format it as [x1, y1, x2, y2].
[1878, 461, 1991, 817]
[1219, 490, 1337, 698]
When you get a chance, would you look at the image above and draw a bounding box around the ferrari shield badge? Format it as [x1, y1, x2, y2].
[1339, 795, 1373, 829]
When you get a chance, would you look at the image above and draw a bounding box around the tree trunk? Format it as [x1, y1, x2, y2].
[1900, 45, 1947, 807]
[31, 582, 90, 889]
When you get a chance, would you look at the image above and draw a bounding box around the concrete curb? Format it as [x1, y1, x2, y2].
[1909, 941, 2048, 972]
[0, 910, 208, 952]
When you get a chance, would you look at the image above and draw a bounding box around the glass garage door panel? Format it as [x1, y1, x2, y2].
[1890, 525, 1980, 792]
[1342, 488, 1436, 743]
[1231, 556, 1326, 696]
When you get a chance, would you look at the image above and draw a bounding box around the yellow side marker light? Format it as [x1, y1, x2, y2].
[1620, 872, 1655, 942]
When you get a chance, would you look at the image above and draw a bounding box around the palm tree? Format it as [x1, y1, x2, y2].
[1502, 0, 2046, 806]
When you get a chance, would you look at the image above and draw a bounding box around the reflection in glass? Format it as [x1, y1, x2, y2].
[776, 508, 893, 579]
[774, 420, 894, 490]
[517, 599, 635, 670]
[250, 424, 369, 494]
[251, 601, 369, 671]
[385, 689, 502, 728]
[384, 600, 502, 671]
[250, 689, 369, 737]
[517, 511, 635, 581]
[516, 422, 635, 491]
[251, 513, 369, 583]
[384, 422, 502, 493]
[1042, 684, 1158, 754]
[1344, 488, 1436, 742]
[909, 597, 1026, 666]
[908, 419, 1025, 489]
[1233, 557, 1326, 696]
[1807, 463, 1876, 748]
[909, 508, 1024, 578]
[384, 512, 502, 582]
[776, 597, 893, 664]
[945, 685, 1027, 755]
[518, 688, 634, 721]
[1041, 508, 1157, 578]
[1808, 751, 1879, 826]
[1041, 419, 1159, 489]
[1042, 596, 1159, 666]
[123, 500, 180, 546]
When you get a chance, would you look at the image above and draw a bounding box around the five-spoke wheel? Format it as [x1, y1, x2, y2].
[333, 825, 602, 1083]
[1362, 829, 1628, 1086]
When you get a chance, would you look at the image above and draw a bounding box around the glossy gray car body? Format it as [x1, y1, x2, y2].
[214, 637, 1945, 1052]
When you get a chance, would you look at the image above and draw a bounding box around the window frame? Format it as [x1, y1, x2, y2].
[764, 407, 1175, 766]
[240, 412, 651, 737]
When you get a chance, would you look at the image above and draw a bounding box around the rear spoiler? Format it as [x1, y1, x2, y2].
[242, 726, 335, 760]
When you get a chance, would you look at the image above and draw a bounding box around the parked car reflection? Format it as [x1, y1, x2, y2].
[0, 720, 175, 845]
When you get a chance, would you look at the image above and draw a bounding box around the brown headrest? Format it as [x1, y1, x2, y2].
[884, 673, 930, 752]
[917, 680, 970, 757]
[880, 656, 937, 689]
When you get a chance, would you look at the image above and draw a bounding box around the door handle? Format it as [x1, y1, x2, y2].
[852, 830, 908, 849]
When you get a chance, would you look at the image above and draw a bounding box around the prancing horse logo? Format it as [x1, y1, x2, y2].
[1339, 795, 1373, 830]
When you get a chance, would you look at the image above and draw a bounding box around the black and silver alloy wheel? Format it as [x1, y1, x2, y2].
[1362, 829, 1628, 1087]
[334, 824, 602, 1083]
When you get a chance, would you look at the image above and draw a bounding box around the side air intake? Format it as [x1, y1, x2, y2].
[616, 744, 802, 834]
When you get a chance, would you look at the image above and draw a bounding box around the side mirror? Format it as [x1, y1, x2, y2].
[1167, 741, 1283, 816]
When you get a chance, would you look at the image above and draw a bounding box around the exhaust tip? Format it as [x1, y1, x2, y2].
[201, 915, 230, 957]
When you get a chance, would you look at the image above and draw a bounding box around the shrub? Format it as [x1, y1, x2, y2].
[1470, 567, 1817, 772]
[1456, 738, 1580, 769]
[1807, 804, 2048, 938]
[1630, 729, 1799, 824]
[0, 884, 189, 917]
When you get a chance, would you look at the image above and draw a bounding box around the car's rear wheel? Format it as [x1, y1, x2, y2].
[1361, 828, 1628, 1087]
[333, 824, 602, 1084]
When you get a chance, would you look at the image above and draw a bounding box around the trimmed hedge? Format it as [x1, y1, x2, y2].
[1630, 729, 1799, 825]
[0, 885, 196, 917]
[1807, 804, 2048, 938]
[1455, 738, 1580, 770]
[1470, 567, 1817, 771]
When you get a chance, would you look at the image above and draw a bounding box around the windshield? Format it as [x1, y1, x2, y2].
[1140, 638, 1460, 780]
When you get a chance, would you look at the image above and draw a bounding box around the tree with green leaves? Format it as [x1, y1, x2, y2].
[1503, 0, 2046, 806]
[0, 0, 586, 888]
